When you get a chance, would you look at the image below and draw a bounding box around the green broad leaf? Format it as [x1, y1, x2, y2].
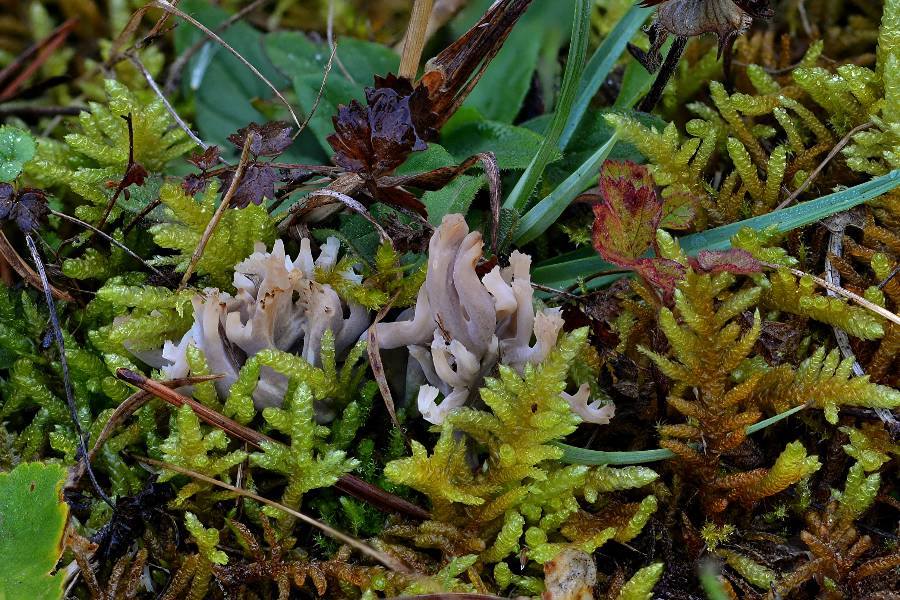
[266, 31, 400, 158]
[451, 0, 574, 122]
[515, 132, 619, 245]
[559, 4, 653, 148]
[524, 109, 665, 191]
[533, 170, 900, 289]
[0, 125, 37, 182]
[394, 143, 458, 176]
[0, 462, 69, 600]
[422, 175, 486, 225]
[441, 112, 559, 170]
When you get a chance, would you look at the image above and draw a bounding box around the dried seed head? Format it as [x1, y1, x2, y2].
[641, 0, 773, 56]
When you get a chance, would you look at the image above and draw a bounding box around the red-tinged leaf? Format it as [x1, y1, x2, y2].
[591, 160, 663, 267]
[660, 189, 697, 230]
[121, 162, 148, 188]
[227, 122, 293, 157]
[690, 249, 763, 274]
[633, 257, 686, 303]
[187, 146, 220, 171]
[219, 165, 279, 208]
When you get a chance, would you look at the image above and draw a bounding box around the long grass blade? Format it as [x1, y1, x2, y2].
[533, 169, 900, 289]
[503, 0, 591, 212]
[559, 4, 651, 149]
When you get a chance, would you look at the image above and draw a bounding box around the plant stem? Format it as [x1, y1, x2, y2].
[178, 132, 255, 290]
[399, 0, 435, 79]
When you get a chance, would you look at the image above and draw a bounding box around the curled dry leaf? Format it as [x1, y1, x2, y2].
[328, 74, 438, 180]
[218, 164, 280, 208]
[0, 183, 49, 234]
[186, 145, 220, 171]
[227, 121, 294, 157]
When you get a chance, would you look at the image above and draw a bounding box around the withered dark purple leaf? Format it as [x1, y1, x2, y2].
[328, 75, 437, 179]
[0, 186, 49, 233]
[182, 173, 209, 196]
[187, 145, 221, 171]
[220, 164, 279, 208]
[227, 121, 294, 157]
[0, 183, 13, 220]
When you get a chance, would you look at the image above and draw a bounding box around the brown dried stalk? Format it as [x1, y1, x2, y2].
[114, 369, 431, 520]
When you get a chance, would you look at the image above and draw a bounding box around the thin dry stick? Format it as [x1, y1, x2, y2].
[761, 261, 900, 327]
[327, 0, 355, 83]
[0, 230, 74, 301]
[116, 368, 275, 448]
[824, 216, 899, 432]
[368, 292, 403, 432]
[26, 234, 114, 508]
[115, 368, 431, 520]
[291, 43, 336, 141]
[133, 456, 412, 574]
[775, 121, 874, 210]
[178, 132, 255, 289]
[399, 0, 436, 78]
[310, 189, 391, 243]
[50, 209, 164, 277]
[129, 53, 210, 151]
[66, 374, 223, 489]
[163, 0, 273, 94]
[148, 0, 302, 132]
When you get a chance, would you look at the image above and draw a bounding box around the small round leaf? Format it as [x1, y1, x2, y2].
[0, 125, 37, 182]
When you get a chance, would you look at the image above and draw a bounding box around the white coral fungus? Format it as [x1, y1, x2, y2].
[161, 238, 368, 409]
[376, 214, 614, 425]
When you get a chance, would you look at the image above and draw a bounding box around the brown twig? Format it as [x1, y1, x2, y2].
[761, 261, 900, 327]
[66, 374, 224, 490]
[0, 19, 79, 102]
[132, 456, 413, 573]
[0, 230, 75, 302]
[115, 368, 275, 448]
[114, 368, 430, 520]
[122, 198, 162, 234]
[0, 105, 85, 119]
[775, 121, 874, 210]
[400, 0, 436, 79]
[95, 113, 138, 232]
[50, 209, 164, 277]
[178, 132, 255, 289]
[369, 292, 404, 434]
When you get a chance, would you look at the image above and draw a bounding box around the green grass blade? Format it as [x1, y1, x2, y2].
[559, 5, 652, 149]
[557, 403, 807, 465]
[533, 169, 900, 289]
[503, 0, 592, 212]
[514, 132, 619, 244]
